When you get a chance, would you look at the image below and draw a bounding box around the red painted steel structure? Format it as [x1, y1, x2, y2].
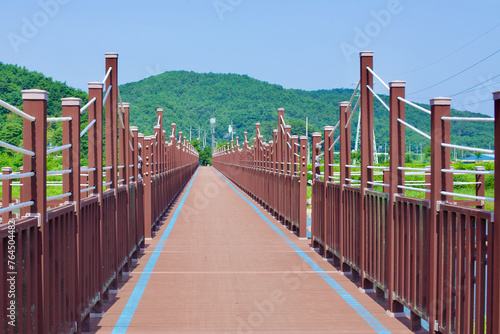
[0, 53, 198, 333]
[214, 52, 499, 333]
[212, 110, 308, 239]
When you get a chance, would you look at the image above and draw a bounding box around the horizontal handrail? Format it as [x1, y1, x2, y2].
[47, 117, 72, 122]
[345, 96, 361, 129]
[366, 66, 389, 90]
[441, 191, 493, 202]
[0, 140, 35, 156]
[80, 97, 96, 114]
[441, 143, 494, 154]
[441, 168, 494, 175]
[367, 85, 390, 111]
[47, 143, 72, 154]
[397, 118, 431, 140]
[441, 116, 494, 122]
[0, 171, 35, 180]
[80, 119, 97, 138]
[47, 192, 71, 201]
[102, 67, 112, 85]
[80, 186, 96, 193]
[47, 169, 72, 176]
[102, 85, 112, 106]
[0, 99, 36, 122]
[0, 200, 34, 214]
[397, 96, 431, 115]
[398, 185, 430, 193]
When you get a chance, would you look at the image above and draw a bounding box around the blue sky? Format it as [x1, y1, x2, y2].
[1, 0, 499, 116]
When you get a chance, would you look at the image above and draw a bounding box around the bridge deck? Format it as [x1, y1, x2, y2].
[91, 167, 414, 333]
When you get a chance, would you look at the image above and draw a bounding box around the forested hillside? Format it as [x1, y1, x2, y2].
[0, 64, 494, 170]
[0, 62, 88, 168]
[120, 71, 494, 151]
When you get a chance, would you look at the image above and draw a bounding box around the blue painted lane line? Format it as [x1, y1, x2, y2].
[213, 168, 391, 334]
[111, 168, 199, 333]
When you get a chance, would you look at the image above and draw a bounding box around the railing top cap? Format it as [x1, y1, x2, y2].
[156, 108, 163, 112]
[162, 130, 166, 133]
[476, 166, 486, 171]
[299, 135, 308, 140]
[323, 126, 335, 130]
[22, 89, 48, 100]
[291, 135, 298, 139]
[256, 122, 260, 126]
[360, 51, 374, 57]
[494, 90, 500, 100]
[88, 82, 104, 89]
[389, 80, 406, 88]
[430, 97, 452, 106]
[61, 97, 82, 106]
[278, 107, 284, 112]
[171, 123, 176, 126]
[105, 52, 118, 58]
[312, 132, 322, 136]
[154, 125, 161, 129]
[339, 101, 350, 107]
[130, 126, 139, 131]
[138, 133, 144, 138]
[273, 129, 278, 133]
[119, 102, 130, 108]
[2, 167, 13, 172]
[285, 125, 291, 129]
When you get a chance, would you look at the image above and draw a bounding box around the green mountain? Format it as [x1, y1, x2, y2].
[119, 71, 494, 152]
[0, 63, 494, 169]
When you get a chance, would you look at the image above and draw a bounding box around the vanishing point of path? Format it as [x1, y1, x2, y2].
[90, 167, 414, 333]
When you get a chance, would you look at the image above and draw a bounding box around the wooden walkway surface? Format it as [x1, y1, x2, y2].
[90, 167, 417, 333]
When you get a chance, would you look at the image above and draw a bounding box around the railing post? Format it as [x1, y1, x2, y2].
[61, 97, 81, 331]
[387, 80, 406, 315]
[121, 103, 130, 185]
[299, 136, 308, 239]
[492, 90, 500, 334]
[475, 166, 485, 209]
[338, 101, 350, 271]
[87, 82, 104, 314]
[323, 126, 333, 258]
[359, 51, 374, 290]
[105, 53, 118, 191]
[311, 132, 321, 245]
[2, 167, 13, 223]
[285, 125, 291, 176]
[143, 136, 153, 239]
[87, 82, 103, 198]
[162, 130, 166, 172]
[21, 89, 47, 333]
[429, 97, 451, 332]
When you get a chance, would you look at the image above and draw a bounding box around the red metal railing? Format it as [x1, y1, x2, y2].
[213, 51, 500, 333]
[213, 111, 309, 239]
[0, 52, 199, 333]
[436, 204, 493, 334]
[0, 216, 41, 333]
[393, 196, 429, 323]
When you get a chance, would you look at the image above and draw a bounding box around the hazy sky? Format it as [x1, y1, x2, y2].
[1, 0, 499, 116]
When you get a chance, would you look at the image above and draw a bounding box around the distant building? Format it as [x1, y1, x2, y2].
[459, 154, 495, 163]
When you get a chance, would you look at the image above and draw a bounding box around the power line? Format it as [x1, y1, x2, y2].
[391, 21, 500, 75]
[408, 48, 500, 96]
[453, 98, 492, 109]
[450, 74, 500, 97]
